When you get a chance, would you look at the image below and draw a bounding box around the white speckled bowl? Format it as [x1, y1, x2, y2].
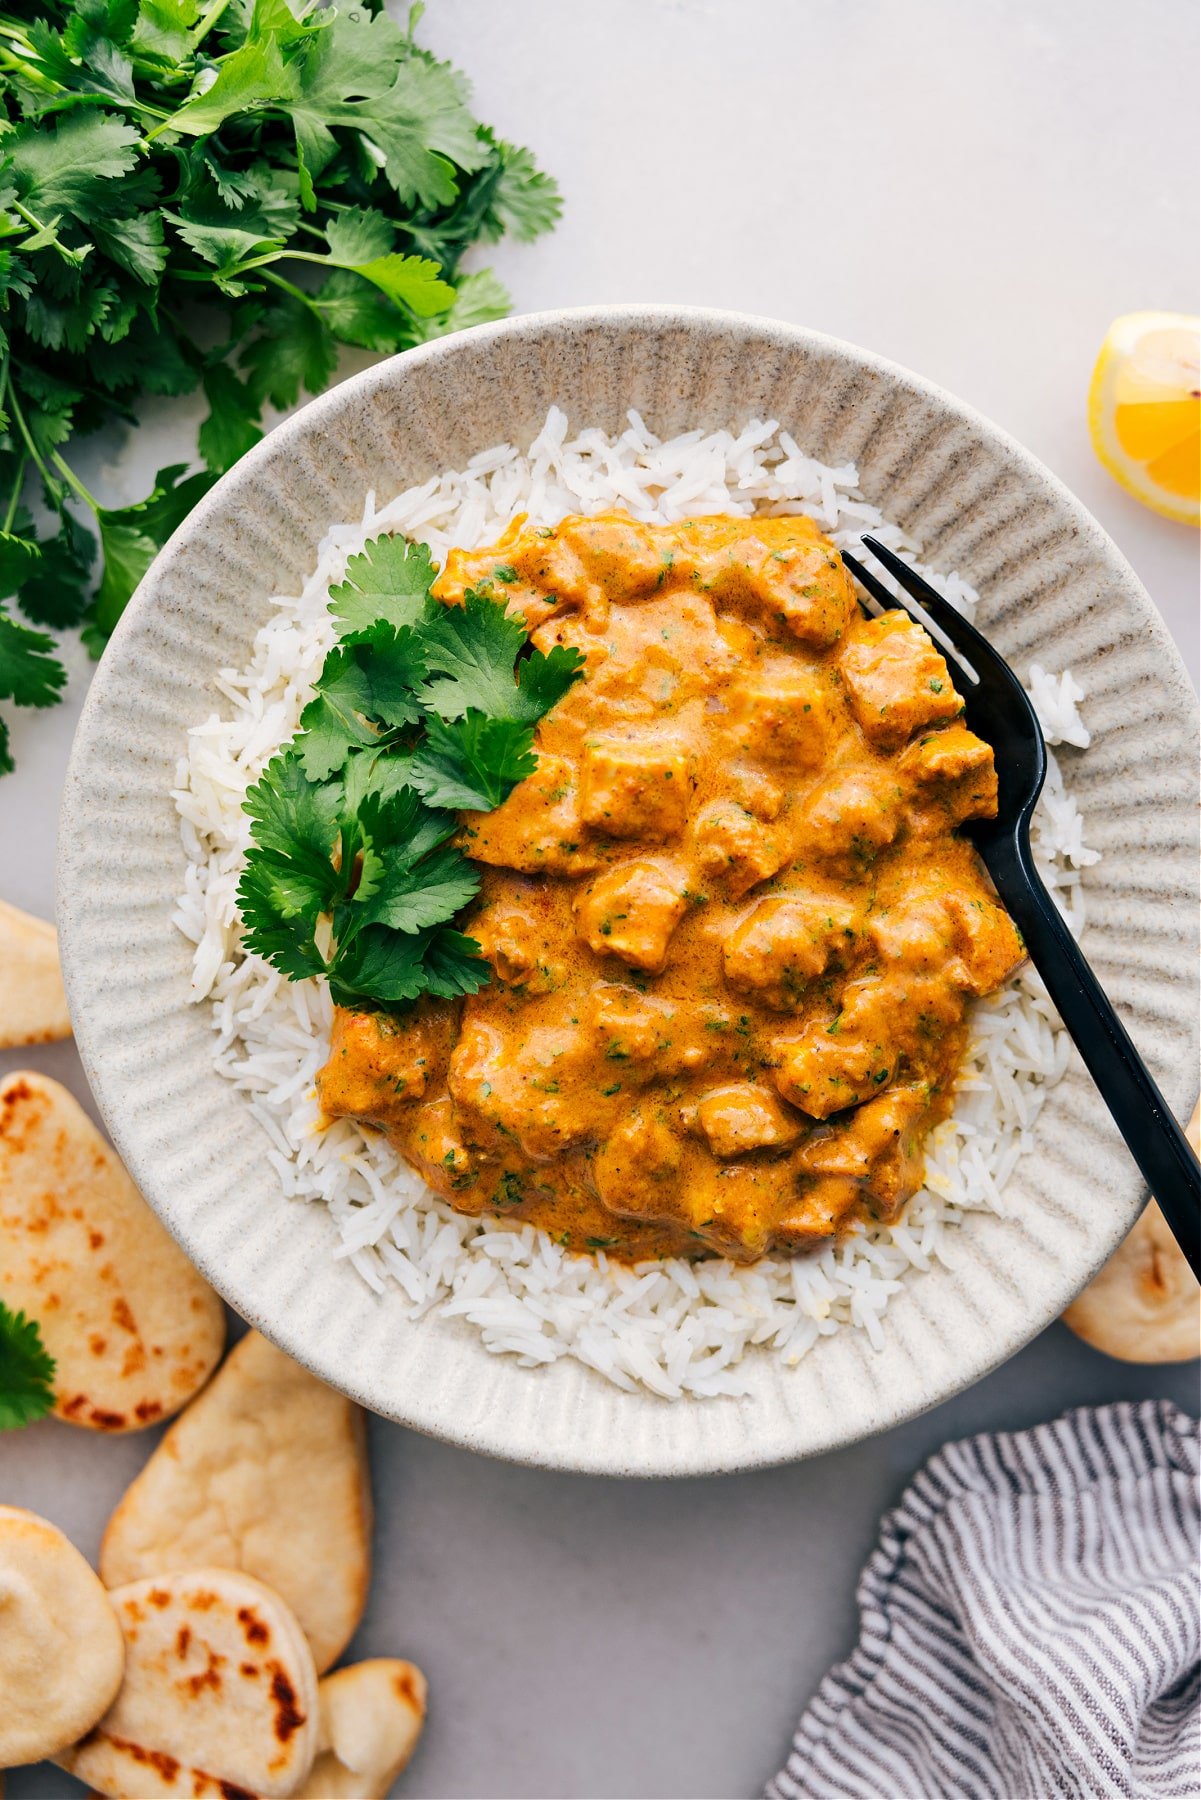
[58, 307, 1199, 1476]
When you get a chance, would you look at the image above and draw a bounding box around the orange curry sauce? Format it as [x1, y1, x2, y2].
[317, 512, 1024, 1263]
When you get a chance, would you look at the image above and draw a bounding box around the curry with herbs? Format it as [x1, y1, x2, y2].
[317, 511, 1024, 1263]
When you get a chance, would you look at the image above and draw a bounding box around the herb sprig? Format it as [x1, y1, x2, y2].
[237, 534, 583, 1010]
[0, 0, 560, 772]
[0, 1299, 55, 1429]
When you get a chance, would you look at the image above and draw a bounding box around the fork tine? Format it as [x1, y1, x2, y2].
[859, 535, 980, 686]
[841, 549, 900, 616]
[861, 536, 971, 633]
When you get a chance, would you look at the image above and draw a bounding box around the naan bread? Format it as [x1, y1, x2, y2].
[0, 1071, 224, 1431]
[295, 1659, 428, 1799]
[1062, 1099, 1200, 1363]
[55, 1569, 318, 1799]
[101, 1330, 372, 1672]
[0, 899, 71, 1047]
[0, 1505, 125, 1767]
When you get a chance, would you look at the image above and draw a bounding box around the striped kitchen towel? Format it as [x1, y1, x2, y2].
[768, 1401, 1200, 1800]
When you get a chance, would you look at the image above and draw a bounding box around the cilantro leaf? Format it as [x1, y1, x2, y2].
[285, 18, 485, 208]
[0, 609, 67, 708]
[419, 590, 528, 719]
[421, 591, 584, 724]
[418, 266, 510, 340]
[310, 625, 428, 727]
[92, 464, 219, 637]
[487, 141, 563, 243]
[236, 854, 328, 979]
[240, 293, 337, 410]
[199, 364, 264, 473]
[16, 511, 95, 628]
[295, 691, 382, 783]
[165, 35, 297, 137]
[422, 926, 491, 997]
[316, 207, 454, 315]
[329, 534, 437, 636]
[327, 923, 430, 1008]
[515, 643, 586, 719]
[5, 112, 142, 222]
[354, 842, 479, 934]
[241, 749, 342, 889]
[238, 530, 579, 1013]
[0, 1301, 56, 1430]
[0, 527, 40, 600]
[408, 710, 538, 811]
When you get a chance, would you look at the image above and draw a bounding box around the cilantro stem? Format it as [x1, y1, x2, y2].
[189, 0, 235, 47]
[2, 455, 25, 536]
[12, 200, 61, 245]
[49, 453, 100, 513]
[260, 268, 327, 320]
[4, 379, 59, 504]
[5, 379, 100, 518]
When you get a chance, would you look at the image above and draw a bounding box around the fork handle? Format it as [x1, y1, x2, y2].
[981, 830, 1201, 1280]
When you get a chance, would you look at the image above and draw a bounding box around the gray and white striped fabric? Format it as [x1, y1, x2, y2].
[768, 1402, 1200, 1800]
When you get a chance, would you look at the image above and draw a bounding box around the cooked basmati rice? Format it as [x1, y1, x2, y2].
[172, 409, 1097, 1400]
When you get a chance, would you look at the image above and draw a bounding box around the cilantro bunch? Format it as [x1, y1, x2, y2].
[239, 533, 583, 1010]
[0, 0, 561, 772]
[0, 1299, 55, 1428]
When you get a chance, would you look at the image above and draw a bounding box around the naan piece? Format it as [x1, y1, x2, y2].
[56, 1569, 318, 1799]
[101, 1330, 372, 1672]
[0, 899, 71, 1047]
[0, 1505, 125, 1767]
[0, 1071, 224, 1431]
[295, 1659, 428, 1799]
[1063, 1099, 1200, 1362]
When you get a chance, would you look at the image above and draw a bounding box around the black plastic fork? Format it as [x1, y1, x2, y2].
[842, 534, 1201, 1279]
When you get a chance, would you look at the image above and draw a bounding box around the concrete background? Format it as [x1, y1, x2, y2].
[2, 2, 1197, 1795]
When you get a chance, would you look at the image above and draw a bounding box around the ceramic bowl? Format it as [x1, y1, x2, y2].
[58, 306, 1200, 1475]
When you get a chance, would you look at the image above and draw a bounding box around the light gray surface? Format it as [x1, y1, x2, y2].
[1, 1, 1198, 1795]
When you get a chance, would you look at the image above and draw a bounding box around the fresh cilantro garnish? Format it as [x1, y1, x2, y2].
[0, 0, 561, 770]
[409, 712, 541, 810]
[237, 533, 583, 1012]
[0, 1301, 56, 1430]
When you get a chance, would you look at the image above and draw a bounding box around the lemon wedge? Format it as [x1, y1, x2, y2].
[1088, 312, 1200, 525]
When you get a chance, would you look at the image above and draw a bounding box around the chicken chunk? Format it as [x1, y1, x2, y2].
[593, 1110, 685, 1222]
[798, 1085, 930, 1216]
[574, 859, 688, 971]
[696, 522, 857, 649]
[397, 1096, 486, 1208]
[840, 612, 964, 747]
[589, 985, 703, 1075]
[692, 800, 791, 897]
[944, 891, 1026, 994]
[799, 770, 901, 870]
[462, 752, 598, 875]
[319, 1006, 448, 1128]
[722, 893, 861, 1009]
[696, 1083, 806, 1158]
[447, 1014, 594, 1162]
[902, 722, 998, 826]
[870, 885, 1025, 996]
[726, 664, 834, 768]
[557, 515, 678, 600]
[579, 736, 691, 840]
[772, 1177, 864, 1250]
[773, 1030, 894, 1120]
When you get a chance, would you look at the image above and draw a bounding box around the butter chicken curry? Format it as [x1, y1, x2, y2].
[317, 512, 1024, 1263]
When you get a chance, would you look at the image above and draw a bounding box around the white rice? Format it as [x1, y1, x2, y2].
[172, 409, 1098, 1400]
